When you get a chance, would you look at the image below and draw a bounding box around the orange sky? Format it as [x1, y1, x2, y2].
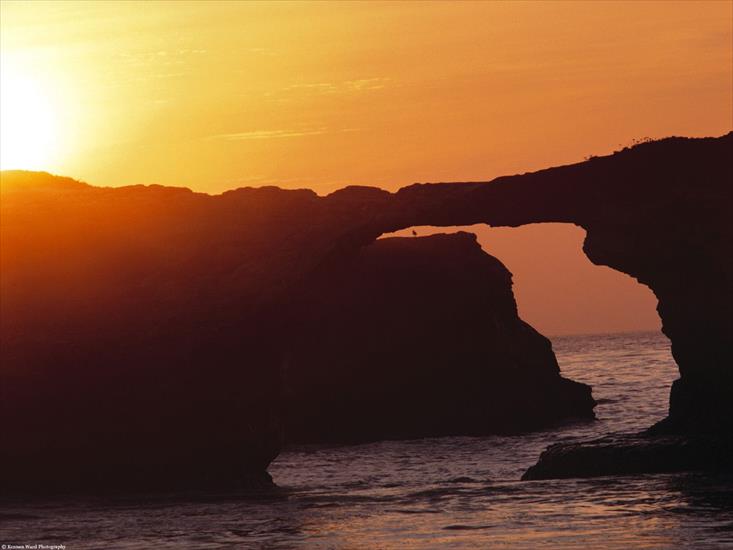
[1, 1, 731, 335]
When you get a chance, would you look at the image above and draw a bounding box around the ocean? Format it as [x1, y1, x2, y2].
[2, 332, 732, 548]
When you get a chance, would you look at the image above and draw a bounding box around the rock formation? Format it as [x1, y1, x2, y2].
[374, 133, 732, 437]
[1, 131, 730, 489]
[360, 133, 732, 478]
[284, 232, 594, 443]
[522, 434, 733, 480]
[0, 174, 591, 492]
[291, 133, 732, 442]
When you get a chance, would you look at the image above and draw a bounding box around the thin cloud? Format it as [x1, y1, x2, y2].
[282, 77, 391, 95]
[208, 127, 359, 141]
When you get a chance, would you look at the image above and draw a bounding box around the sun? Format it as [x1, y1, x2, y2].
[0, 58, 59, 170]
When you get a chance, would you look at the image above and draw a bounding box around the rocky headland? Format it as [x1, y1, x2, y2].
[1, 131, 730, 490]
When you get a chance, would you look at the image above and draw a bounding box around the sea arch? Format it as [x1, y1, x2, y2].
[323, 133, 731, 434]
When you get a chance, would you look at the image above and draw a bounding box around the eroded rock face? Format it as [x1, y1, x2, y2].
[0, 177, 319, 492]
[284, 232, 594, 443]
[0, 173, 591, 492]
[1, 131, 729, 490]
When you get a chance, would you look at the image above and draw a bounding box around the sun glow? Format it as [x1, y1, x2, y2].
[0, 58, 60, 170]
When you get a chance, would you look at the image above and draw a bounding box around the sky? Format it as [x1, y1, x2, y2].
[1, 1, 731, 335]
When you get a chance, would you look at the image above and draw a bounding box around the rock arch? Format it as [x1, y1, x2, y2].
[1, 132, 729, 490]
[320, 132, 732, 434]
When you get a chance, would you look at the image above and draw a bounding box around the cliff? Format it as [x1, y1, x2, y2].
[284, 232, 594, 443]
[1, 131, 730, 489]
[0, 174, 591, 492]
[1, 176, 313, 492]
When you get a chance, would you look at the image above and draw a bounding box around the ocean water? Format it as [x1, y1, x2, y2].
[3, 332, 733, 548]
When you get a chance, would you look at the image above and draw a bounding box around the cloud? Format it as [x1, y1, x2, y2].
[208, 127, 359, 141]
[281, 77, 391, 95]
[343, 78, 391, 91]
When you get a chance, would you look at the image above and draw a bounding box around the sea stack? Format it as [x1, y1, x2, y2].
[283, 232, 595, 443]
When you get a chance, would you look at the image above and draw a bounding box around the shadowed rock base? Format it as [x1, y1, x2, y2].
[522, 433, 733, 480]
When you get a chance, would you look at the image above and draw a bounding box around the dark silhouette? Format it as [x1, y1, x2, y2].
[522, 433, 733, 480]
[371, 133, 732, 441]
[1, 131, 730, 491]
[283, 232, 594, 443]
